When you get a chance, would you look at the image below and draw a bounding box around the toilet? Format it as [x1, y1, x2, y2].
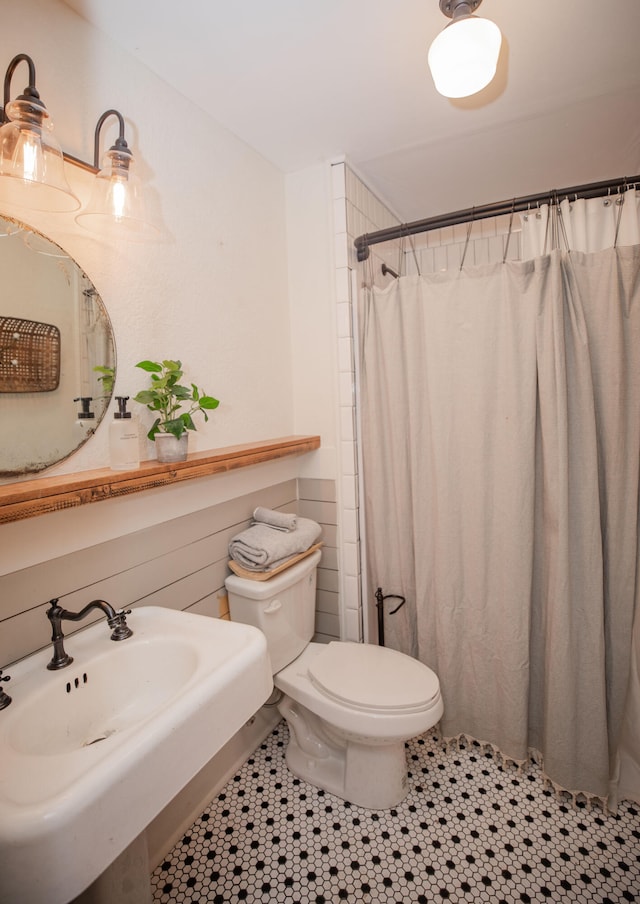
[225, 549, 443, 809]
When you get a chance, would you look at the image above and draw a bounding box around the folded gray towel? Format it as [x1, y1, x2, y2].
[229, 517, 321, 572]
[252, 506, 297, 532]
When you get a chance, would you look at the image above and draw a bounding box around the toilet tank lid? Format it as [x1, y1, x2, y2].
[308, 642, 441, 712]
[225, 548, 321, 600]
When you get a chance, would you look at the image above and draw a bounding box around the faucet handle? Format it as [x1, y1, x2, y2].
[108, 609, 134, 641]
[0, 670, 11, 710]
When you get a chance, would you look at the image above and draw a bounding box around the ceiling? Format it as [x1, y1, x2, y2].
[63, 0, 640, 222]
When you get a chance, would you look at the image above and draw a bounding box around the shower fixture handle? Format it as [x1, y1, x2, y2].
[375, 587, 406, 647]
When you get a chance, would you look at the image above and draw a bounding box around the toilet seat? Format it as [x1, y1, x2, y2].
[307, 641, 440, 714]
[275, 642, 444, 745]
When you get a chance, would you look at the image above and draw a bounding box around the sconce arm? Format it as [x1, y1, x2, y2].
[49, 108, 132, 175]
[93, 109, 131, 170]
[2, 53, 41, 123]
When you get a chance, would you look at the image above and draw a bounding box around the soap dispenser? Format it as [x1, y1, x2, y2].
[109, 396, 140, 471]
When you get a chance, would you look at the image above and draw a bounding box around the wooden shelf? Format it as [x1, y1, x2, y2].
[0, 435, 321, 525]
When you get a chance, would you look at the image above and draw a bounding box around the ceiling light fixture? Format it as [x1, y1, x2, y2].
[428, 0, 502, 99]
[0, 53, 156, 237]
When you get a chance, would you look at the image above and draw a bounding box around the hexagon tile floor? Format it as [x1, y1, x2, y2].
[151, 723, 640, 903]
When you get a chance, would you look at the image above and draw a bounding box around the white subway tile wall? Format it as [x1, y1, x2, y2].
[332, 161, 402, 643]
[402, 214, 523, 276]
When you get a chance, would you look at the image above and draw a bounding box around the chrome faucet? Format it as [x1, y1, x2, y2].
[46, 598, 134, 671]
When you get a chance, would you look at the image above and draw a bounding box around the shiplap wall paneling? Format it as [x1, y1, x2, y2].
[0, 481, 298, 666]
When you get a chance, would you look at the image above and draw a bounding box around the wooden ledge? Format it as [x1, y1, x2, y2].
[0, 435, 321, 524]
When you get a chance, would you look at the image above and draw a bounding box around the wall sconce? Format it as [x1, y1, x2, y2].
[0, 53, 79, 212]
[0, 53, 156, 237]
[428, 0, 502, 99]
[74, 109, 157, 238]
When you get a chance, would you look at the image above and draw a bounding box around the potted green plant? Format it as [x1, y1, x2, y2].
[133, 359, 219, 462]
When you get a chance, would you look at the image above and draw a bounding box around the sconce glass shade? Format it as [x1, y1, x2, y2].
[0, 97, 80, 212]
[428, 14, 502, 98]
[0, 217, 21, 237]
[75, 146, 158, 239]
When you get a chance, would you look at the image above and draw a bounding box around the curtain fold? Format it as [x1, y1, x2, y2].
[359, 239, 640, 805]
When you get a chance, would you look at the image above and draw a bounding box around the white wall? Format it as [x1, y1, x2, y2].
[286, 164, 338, 480]
[0, 0, 330, 570]
[0, 0, 293, 464]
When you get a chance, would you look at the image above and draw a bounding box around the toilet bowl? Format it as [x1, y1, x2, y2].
[225, 549, 443, 809]
[275, 640, 442, 808]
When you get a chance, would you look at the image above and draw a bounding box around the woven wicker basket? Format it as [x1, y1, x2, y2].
[0, 316, 61, 393]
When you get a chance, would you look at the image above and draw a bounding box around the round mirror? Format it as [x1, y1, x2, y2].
[0, 213, 115, 477]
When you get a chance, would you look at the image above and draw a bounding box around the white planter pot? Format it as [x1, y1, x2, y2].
[154, 433, 189, 463]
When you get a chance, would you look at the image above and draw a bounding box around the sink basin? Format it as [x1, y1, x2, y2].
[0, 605, 273, 904]
[11, 638, 201, 757]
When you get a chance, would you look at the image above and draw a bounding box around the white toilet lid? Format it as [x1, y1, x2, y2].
[308, 642, 440, 713]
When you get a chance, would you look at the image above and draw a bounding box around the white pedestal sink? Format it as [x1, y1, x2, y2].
[0, 606, 273, 904]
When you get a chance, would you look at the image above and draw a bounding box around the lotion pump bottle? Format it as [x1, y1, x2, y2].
[109, 396, 140, 470]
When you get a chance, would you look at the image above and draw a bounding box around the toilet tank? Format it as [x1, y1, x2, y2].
[225, 549, 321, 674]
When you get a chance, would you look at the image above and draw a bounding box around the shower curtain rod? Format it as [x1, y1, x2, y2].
[354, 174, 640, 262]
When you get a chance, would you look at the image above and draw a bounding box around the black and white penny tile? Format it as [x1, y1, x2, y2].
[151, 723, 640, 903]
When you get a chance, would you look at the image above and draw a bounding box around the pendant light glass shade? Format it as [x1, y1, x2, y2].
[428, 14, 502, 98]
[0, 96, 80, 212]
[75, 143, 158, 239]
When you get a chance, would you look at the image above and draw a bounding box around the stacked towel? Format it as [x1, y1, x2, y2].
[229, 516, 321, 572]
[251, 506, 297, 532]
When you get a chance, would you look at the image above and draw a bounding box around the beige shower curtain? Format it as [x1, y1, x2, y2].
[359, 243, 640, 806]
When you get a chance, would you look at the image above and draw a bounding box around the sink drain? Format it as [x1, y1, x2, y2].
[83, 728, 117, 747]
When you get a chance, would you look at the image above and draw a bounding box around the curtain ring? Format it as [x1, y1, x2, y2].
[503, 198, 516, 263]
[460, 207, 474, 270]
[394, 226, 408, 279]
[613, 187, 625, 247]
[408, 232, 422, 276]
[557, 195, 571, 253]
[542, 197, 552, 254]
[364, 247, 375, 290]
